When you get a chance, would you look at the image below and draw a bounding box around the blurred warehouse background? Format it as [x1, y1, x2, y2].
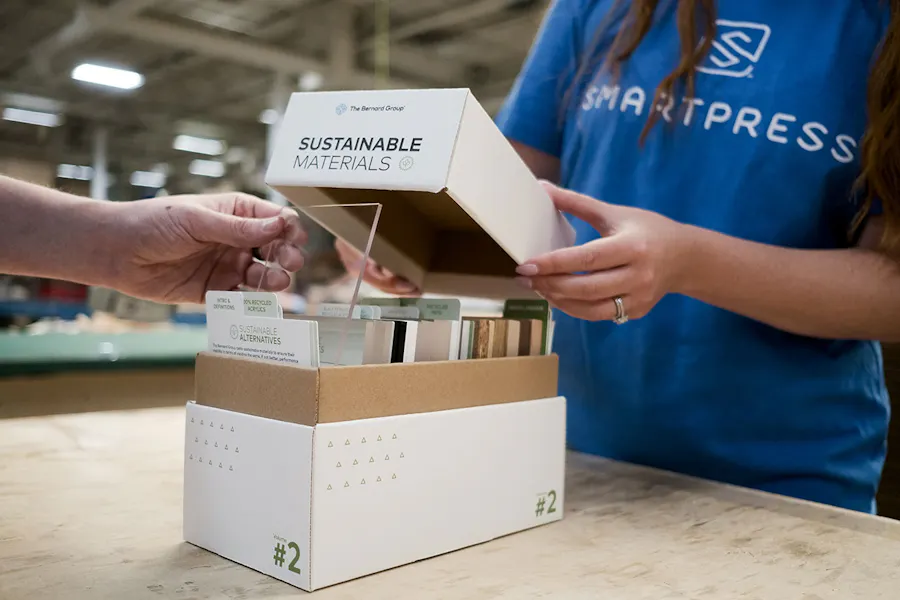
[4, 0, 900, 521]
[0, 0, 545, 333]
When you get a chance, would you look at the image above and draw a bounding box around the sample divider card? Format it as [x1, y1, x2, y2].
[470, 320, 493, 359]
[205, 291, 320, 367]
[505, 320, 521, 357]
[394, 321, 419, 363]
[300, 202, 383, 366]
[503, 299, 553, 355]
[461, 316, 545, 359]
[207, 313, 320, 367]
[458, 321, 474, 359]
[364, 297, 463, 361]
[516, 320, 540, 357]
[364, 297, 462, 321]
[414, 321, 460, 362]
[206, 291, 282, 319]
[314, 303, 382, 320]
[490, 320, 508, 358]
[301, 316, 396, 366]
[376, 305, 420, 321]
[363, 320, 396, 364]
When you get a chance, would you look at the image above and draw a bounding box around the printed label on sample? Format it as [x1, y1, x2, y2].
[205, 291, 281, 319]
[207, 313, 318, 367]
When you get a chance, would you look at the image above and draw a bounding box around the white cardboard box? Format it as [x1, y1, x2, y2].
[184, 353, 566, 591]
[265, 88, 576, 299]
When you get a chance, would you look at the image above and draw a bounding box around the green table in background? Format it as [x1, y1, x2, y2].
[0, 328, 207, 376]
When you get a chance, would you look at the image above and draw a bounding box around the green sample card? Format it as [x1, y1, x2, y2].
[503, 299, 552, 354]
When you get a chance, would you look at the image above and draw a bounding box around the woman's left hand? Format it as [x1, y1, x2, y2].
[515, 181, 694, 322]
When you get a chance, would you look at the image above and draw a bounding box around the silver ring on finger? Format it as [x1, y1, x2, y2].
[613, 296, 629, 325]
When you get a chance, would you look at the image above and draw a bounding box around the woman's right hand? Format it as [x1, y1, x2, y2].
[334, 238, 420, 296]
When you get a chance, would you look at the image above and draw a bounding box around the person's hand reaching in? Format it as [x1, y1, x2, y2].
[0, 176, 307, 304]
[119, 193, 307, 303]
[515, 181, 691, 322]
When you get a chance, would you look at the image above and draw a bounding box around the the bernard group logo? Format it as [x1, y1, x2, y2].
[696, 20, 771, 79]
[230, 324, 239, 339]
[335, 103, 348, 116]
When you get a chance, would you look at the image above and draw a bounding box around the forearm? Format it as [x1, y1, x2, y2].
[679, 226, 900, 342]
[0, 176, 123, 286]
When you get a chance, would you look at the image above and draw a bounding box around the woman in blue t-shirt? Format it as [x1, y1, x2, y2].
[336, 0, 900, 513]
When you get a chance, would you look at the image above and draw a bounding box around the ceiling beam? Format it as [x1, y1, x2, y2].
[0, 80, 264, 138]
[328, 3, 356, 89]
[360, 0, 514, 50]
[29, 0, 159, 71]
[85, 5, 420, 90]
[28, 1, 423, 93]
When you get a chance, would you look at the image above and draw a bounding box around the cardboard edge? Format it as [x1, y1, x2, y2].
[194, 352, 320, 427]
[435, 92, 526, 272]
[314, 368, 321, 424]
[422, 272, 541, 300]
[444, 92, 576, 263]
[308, 427, 318, 591]
[555, 395, 568, 517]
[181, 400, 193, 544]
[192, 352, 202, 405]
[438, 88, 472, 192]
[316, 354, 559, 423]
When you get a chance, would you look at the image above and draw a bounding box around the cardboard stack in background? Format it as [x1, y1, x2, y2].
[182, 88, 575, 591]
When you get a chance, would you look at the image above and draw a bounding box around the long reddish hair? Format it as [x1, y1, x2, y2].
[571, 0, 900, 253]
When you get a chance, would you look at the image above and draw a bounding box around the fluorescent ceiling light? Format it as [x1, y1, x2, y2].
[299, 71, 323, 91]
[258, 108, 279, 125]
[189, 159, 225, 178]
[3, 107, 61, 127]
[173, 134, 226, 156]
[2, 93, 63, 114]
[130, 170, 167, 188]
[176, 120, 224, 139]
[57, 164, 93, 181]
[71, 63, 144, 90]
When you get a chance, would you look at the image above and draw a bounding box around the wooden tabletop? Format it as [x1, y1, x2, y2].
[2, 406, 900, 599]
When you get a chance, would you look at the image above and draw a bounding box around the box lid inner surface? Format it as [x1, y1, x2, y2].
[313, 186, 518, 278]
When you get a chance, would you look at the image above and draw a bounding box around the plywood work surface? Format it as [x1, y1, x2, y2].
[1, 406, 899, 599]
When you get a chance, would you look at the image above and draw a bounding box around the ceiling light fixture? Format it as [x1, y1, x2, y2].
[173, 134, 226, 156]
[189, 159, 226, 178]
[71, 63, 145, 90]
[299, 71, 323, 91]
[2, 93, 63, 114]
[130, 170, 167, 188]
[258, 108, 279, 125]
[3, 107, 62, 127]
[57, 164, 94, 181]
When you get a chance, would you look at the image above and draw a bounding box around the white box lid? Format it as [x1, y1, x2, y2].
[265, 88, 575, 298]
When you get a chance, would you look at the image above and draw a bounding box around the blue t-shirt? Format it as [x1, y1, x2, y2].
[496, 0, 891, 513]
